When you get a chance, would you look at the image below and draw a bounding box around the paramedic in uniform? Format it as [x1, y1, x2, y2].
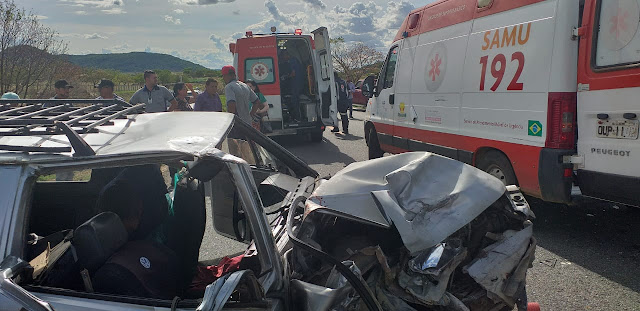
[129, 70, 178, 112]
[332, 72, 350, 135]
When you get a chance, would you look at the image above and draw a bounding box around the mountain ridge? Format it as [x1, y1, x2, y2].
[65, 52, 210, 72]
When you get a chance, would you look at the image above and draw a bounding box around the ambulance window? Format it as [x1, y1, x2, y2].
[319, 51, 330, 81]
[593, 0, 640, 69]
[382, 47, 399, 89]
[244, 57, 275, 84]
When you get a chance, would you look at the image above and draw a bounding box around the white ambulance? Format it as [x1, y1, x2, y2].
[362, 0, 640, 205]
[229, 27, 338, 142]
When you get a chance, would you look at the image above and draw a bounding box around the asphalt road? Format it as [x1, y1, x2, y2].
[199, 110, 639, 310]
[273, 110, 640, 311]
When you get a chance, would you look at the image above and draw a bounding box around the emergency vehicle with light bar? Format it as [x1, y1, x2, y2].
[228, 27, 338, 142]
[362, 0, 640, 206]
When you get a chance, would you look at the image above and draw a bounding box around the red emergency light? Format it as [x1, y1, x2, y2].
[246, 31, 253, 37]
[295, 29, 302, 35]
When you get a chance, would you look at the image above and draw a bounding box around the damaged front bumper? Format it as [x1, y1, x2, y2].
[283, 152, 537, 311]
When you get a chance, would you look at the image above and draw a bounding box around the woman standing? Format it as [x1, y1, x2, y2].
[169, 83, 196, 111]
[246, 80, 270, 132]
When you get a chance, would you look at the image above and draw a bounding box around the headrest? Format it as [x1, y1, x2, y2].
[73, 212, 128, 272]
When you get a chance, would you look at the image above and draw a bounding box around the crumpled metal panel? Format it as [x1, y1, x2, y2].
[463, 224, 535, 305]
[307, 152, 506, 254]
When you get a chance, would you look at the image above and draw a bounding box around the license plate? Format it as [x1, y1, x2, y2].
[596, 119, 639, 139]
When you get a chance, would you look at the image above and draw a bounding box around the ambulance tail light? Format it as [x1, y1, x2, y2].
[546, 92, 577, 150]
[295, 29, 302, 35]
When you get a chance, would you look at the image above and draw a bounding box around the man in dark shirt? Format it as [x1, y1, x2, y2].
[194, 78, 222, 112]
[44, 80, 73, 108]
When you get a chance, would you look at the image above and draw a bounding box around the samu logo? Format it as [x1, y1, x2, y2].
[398, 102, 407, 118]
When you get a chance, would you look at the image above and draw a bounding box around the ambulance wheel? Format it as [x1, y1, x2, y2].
[310, 130, 323, 143]
[367, 127, 384, 159]
[476, 150, 517, 186]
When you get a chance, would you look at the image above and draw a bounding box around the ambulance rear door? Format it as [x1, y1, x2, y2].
[312, 27, 338, 126]
[577, 0, 640, 206]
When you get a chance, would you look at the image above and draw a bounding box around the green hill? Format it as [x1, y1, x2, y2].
[65, 52, 209, 72]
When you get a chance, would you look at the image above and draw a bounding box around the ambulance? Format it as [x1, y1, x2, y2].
[228, 27, 338, 142]
[362, 0, 640, 205]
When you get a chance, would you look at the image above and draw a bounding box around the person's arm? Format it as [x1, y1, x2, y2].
[257, 93, 268, 114]
[168, 99, 179, 111]
[186, 83, 198, 103]
[164, 87, 178, 111]
[225, 84, 237, 114]
[193, 95, 202, 111]
[248, 89, 262, 115]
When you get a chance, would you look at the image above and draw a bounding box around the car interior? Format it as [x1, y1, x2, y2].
[277, 38, 317, 125]
[19, 134, 297, 308]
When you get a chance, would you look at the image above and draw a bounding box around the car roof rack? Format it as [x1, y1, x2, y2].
[0, 99, 145, 155]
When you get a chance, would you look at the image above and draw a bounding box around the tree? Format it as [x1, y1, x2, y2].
[330, 37, 384, 82]
[0, 0, 68, 98]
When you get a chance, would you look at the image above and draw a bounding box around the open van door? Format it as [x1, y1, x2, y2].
[312, 27, 338, 127]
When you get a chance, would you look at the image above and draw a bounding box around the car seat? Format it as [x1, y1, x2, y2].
[104, 164, 169, 241]
[92, 240, 180, 299]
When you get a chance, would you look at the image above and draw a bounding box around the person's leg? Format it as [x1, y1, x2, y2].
[56, 170, 74, 181]
[348, 98, 353, 119]
[340, 112, 349, 134]
[291, 82, 301, 121]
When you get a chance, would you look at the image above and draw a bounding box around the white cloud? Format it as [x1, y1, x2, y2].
[173, 8, 185, 14]
[102, 43, 130, 54]
[84, 33, 108, 39]
[61, 0, 124, 8]
[74, 10, 88, 15]
[170, 0, 235, 5]
[164, 15, 182, 25]
[35, 15, 48, 20]
[102, 7, 126, 14]
[302, 0, 326, 9]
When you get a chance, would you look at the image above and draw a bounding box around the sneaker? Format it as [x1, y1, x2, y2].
[331, 127, 340, 133]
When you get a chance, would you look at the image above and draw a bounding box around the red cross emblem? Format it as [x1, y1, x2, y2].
[429, 54, 442, 82]
[610, 8, 630, 40]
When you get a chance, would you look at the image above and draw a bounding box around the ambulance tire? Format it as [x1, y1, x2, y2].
[367, 127, 384, 159]
[310, 130, 323, 143]
[477, 150, 517, 186]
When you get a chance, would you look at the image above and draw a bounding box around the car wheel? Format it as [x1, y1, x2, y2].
[367, 127, 384, 159]
[310, 130, 323, 143]
[476, 150, 517, 186]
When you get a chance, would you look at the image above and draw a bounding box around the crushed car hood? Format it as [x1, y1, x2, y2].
[306, 152, 506, 254]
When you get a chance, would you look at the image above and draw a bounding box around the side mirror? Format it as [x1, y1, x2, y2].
[209, 167, 252, 243]
[361, 75, 376, 98]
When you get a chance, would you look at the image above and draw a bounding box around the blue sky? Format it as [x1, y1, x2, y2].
[19, 0, 435, 69]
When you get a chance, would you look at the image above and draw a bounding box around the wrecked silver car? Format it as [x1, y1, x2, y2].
[0, 100, 535, 311]
[277, 152, 536, 311]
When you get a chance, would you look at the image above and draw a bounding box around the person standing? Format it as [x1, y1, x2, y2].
[347, 79, 355, 119]
[280, 51, 303, 122]
[246, 79, 270, 132]
[129, 70, 177, 112]
[44, 80, 73, 108]
[95, 79, 125, 102]
[171, 83, 194, 111]
[221, 65, 263, 125]
[193, 78, 222, 112]
[331, 72, 349, 135]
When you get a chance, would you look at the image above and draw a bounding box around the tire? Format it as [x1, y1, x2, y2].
[367, 127, 384, 159]
[310, 130, 323, 143]
[476, 150, 517, 186]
